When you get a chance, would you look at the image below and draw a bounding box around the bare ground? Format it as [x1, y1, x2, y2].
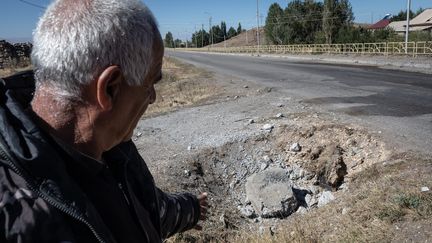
[135, 57, 432, 242]
[5, 58, 430, 242]
[0, 66, 32, 78]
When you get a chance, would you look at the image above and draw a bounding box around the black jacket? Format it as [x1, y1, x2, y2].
[0, 71, 200, 242]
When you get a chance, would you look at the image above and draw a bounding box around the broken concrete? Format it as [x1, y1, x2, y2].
[245, 168, 298, 218]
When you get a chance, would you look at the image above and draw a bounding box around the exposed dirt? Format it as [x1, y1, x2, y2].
[158, 118, 393, 242]
[135, 57, 431, 242]
[209, 28, 267, 48]
[0, 66, 32, 78]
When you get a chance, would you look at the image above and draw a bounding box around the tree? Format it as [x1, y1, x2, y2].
[227, 27, 237, 39]
[192, 29, 209, 48]
[237, 23, 243, 34]
[173, 39, 182, 48]
[283, 0, 307, 44]
[415, 7, 424, 17]
[336, 0, 354, 26]
[323, 0, 337, 44]
[322, 0, 354, 44]
[212, 25, 224, 43]
[221, 21, 227, 39]
[302, 0, 324, 43]
[391, 10, 416, 21]
[164, 32, 174, 48]
[265, 3, 285, 44]
[391, 8, 424, 22]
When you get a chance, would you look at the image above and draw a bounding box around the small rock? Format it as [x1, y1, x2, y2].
[259, 226, 265, 235]
[296, 206, 307, 214]
[339, 183, 348, 191]
[276, 113, 284, 118]
[342, 207, 349, 215]
[421, 187, 430, 192]
[244, 85, 249, 88]
[262, 124, 274, 131]
[219, 214, 228, 228]
[184, 170, 191, 177]
[262, 155, 272, 163]
[290, 143, 302, 152]
[187, 145, 193, 151]
[305, 194, 318, 208]
[276, 103, 284, 107]
[269, 226, 276, 236]
[318, 191, 335, 207]
[248, 119, 255, 124]
[260, 162, 269, 171]
[309, 186, 320, 195]
[136, 132, 143, 137]
[289, 165, 305, 180]
[245, 168, 298, 218]
[229, 179, 239, 189]
[234, 95, 239, 99]
[239, 205, 256, 218]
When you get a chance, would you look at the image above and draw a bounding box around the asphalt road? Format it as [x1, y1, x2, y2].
[166, 50, 432, 155]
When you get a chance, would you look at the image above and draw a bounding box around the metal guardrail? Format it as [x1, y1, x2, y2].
[180, 41, 432, 56]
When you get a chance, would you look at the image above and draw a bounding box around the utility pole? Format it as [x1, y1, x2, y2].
[209, 16, 213, 47]
[246, 30, 248, 45]
[405, 0, 412, 54]
[201, 24, 204, 48]
[195, 26, 198, 48]
[256, 0, 260, 53]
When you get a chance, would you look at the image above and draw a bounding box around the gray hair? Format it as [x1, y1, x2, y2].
[31, 0, 160, 98]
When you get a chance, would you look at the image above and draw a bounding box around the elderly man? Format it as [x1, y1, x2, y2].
[0, 0, 207, 242]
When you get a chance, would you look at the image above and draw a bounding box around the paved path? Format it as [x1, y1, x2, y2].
[166, 50, 432, 155]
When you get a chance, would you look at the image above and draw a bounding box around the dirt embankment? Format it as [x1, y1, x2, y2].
[137, 57, 432, 242]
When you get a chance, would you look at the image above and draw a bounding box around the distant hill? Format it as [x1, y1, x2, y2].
[205, 23, 374, 48]
[208, 28, 267, 48]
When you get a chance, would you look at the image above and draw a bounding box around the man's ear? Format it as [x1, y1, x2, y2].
[96, 66, 122, 111]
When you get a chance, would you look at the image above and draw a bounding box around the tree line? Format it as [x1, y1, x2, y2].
[164, 22, 245, 48]
[265, 0, 429, 45]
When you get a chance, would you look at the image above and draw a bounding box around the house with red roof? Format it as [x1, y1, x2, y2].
[368, 15, 392, 30]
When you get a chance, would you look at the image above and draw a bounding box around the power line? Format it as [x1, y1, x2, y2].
[17, 0, 46, 9]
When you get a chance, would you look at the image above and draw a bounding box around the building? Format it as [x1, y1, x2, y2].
[368, 15, 391, 30]
[388, 8, 432, 34]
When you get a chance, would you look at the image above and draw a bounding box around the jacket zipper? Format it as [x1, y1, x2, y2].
[0, 144, 106, 243]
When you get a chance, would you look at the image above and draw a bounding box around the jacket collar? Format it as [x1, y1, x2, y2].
[0, 76, 116, 243]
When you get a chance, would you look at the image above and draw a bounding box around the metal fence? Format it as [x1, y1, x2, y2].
[181, 41, 432, 56]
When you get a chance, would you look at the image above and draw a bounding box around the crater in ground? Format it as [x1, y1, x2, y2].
[155, 121, 391, 242]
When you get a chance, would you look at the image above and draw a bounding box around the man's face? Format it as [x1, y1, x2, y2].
[110, 37, 164, 143]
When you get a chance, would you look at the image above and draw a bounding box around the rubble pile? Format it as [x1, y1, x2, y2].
[0, 40, 32, 69]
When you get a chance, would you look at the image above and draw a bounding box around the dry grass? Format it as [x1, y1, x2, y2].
[226, 155, 432, 243]
[169, 154, 432, 243]
[144, 56, 222, 117]
[0, 66, 32, 78]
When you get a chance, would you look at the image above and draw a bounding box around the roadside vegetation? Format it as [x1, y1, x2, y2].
[164, 22, 245, 48]
[0, 66, 32, 78]
[163, 0, 431, 48]
[169, 152, 432, 242]
[144, 56, 223, 117]
[264, 0, 430, 45]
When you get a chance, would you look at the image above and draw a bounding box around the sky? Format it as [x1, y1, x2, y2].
[1, 0, 431, 42]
